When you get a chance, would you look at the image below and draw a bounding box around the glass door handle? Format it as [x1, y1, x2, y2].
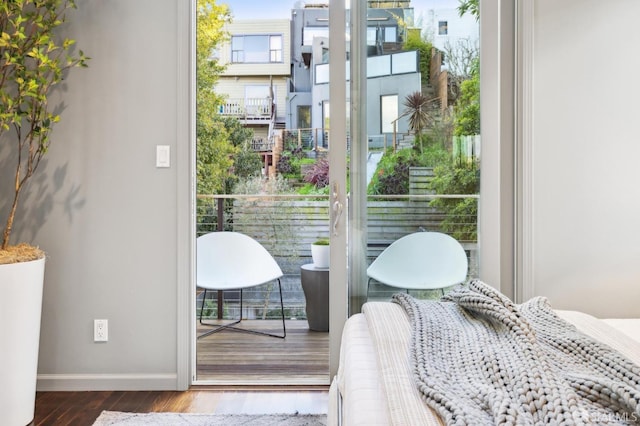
[332, 182, 343, 236]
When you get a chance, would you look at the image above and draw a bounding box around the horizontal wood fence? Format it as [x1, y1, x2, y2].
[230, 199, 440, 252]
[197, 195, 477, 262]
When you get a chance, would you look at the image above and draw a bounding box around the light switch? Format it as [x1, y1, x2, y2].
[156, 145, 170, 168]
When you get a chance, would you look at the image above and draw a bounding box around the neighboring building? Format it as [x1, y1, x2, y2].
[418, 2, 479, 57]
[215, 19, 291, 176]
[287, 4, 422, 150]
[215, 2, 472, 160]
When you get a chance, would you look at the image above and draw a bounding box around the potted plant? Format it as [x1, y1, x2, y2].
[0, 2, 88, 425]
[311, 238, 330, 269]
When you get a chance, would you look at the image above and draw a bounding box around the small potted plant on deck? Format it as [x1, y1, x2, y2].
[0, 2, 88, 425]
[311, 238, 330, 269]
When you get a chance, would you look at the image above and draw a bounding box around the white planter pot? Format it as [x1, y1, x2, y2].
[0, 257, 45, 426]
[311, 244, 330, 269]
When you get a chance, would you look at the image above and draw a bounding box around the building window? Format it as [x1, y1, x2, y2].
[270, 35, 282, 62]
[438, 21, 448, 35]
[384, 27, 397, 42]
[231, 34, 283, 63]
[321, 47, 329, 64]
[367, 27, 377, 46]
[303, 27, 329, 46]
[367, 26, 399, 46]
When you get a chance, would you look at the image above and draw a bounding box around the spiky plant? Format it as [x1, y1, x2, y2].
[402, 91, 434, 155]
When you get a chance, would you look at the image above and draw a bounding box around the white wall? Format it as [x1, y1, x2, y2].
[520, 0, 640, 317]
[0, 0, 192, 390]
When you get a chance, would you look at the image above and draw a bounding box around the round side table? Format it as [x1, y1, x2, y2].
[300, 264, 329, 331]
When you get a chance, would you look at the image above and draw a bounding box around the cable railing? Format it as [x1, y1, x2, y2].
[283, 128, 326, 151]
[196, 193, 479, 320]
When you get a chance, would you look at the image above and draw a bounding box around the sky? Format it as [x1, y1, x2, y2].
[222, 0, 462, 21]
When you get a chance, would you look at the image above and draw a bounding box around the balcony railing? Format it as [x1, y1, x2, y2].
[250, 137, 275, 152]
[196, 193, 479, 321]
[283, 128, 326, 151]
[282, 127, 420, 152]
[219, 98, 273, 121]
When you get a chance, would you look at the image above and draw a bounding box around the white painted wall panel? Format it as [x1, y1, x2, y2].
[528, 0, 640, 317]
[0, 0, 190, 390]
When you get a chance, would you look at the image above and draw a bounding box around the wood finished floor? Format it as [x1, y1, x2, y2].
[196, 319, 330, 385]
[33, 389, 329, 425]
[33, 319, 329, 424]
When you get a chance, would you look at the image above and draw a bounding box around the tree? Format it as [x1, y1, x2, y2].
[196, 122, 234, 195]
[453, 58, 479, 136]
[196, 0, 236, 195]
[404, 30, 432, 87]
[442, 38, 479, 101]
[218, 116, 261, 184]
[233, 143, 263, 179]
[430, 157, 479, 241]
[458, 0, 479, 21]
[220, 115, 253, 148]
[0, 0, 89, 252]
[196, 0, 228, 123]
[433, 47, 480, 241]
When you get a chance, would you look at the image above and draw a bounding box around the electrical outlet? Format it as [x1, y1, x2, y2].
[94, 319, 108, 342]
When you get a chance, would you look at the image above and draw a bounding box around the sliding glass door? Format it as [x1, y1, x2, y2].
[191, 0, 481, 384]
[328, 0, 482, 374]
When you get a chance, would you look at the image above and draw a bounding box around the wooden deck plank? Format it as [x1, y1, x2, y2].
[196, 319, 330, 385]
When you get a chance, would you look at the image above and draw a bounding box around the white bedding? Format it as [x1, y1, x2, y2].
[330, 302, 640, 426]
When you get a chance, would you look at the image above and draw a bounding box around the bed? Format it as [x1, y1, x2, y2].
[328, 281, 640, 425]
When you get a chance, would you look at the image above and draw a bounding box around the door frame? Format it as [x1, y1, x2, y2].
[327, 0, 349, 379]
[176, 0, 196, 391]
[177, 0, 518, 389]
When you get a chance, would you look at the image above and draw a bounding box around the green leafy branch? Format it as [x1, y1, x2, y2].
[1, 0, 89, 249]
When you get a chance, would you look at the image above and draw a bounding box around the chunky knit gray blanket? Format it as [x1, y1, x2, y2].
[392, 280, 640, 425]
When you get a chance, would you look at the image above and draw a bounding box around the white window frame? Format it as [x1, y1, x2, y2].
[231, 34, 284, 64]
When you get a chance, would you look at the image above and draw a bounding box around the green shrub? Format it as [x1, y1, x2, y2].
[430, 157, 479, 241]
[234, 144, 263, 178]
[297, 183, 330, 196]
[276, 154, 297, 176]
[368, 148, 417, 195]
[303, 158, 330, 189]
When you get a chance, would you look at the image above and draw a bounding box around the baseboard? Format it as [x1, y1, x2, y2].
[36, 373, 178, 391]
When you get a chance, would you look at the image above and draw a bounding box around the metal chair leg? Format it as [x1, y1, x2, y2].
[198, 288, 206, 324]
[198, 280, 286, 339]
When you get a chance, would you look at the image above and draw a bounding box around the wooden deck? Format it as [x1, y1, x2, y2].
[196, 319, 330, 386]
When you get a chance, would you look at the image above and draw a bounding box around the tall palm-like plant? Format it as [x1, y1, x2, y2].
[0, 0, 88, 259]
[402, 91, 434, 155]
